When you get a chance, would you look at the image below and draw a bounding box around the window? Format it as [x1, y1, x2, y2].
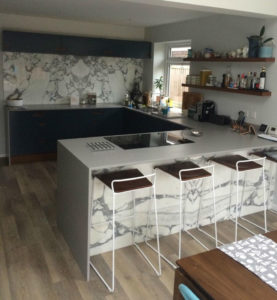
[165, 42, 191, 110]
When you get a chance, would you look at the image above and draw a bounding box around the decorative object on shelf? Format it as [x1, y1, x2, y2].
[242, 46, 249, 58]
[200, 69, 212, 86]
[258, 25, 274, 58]
[206, 75, 216, 87]
[153, 76, 164, 103]
[248, 25, 274, 58]
[248, 36, 260, 57]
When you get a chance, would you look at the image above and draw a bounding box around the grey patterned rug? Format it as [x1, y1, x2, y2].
[220, 234, 277, 291]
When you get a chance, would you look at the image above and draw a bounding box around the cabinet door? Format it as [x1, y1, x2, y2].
[122, 109, 185, 133]
[3, 30, 151, 58]
[61, 35, 151, 58]
[61, 36, 91, 56]
[3, 31, 63, 54]
[56, 108, 123, 139]
[9, 110, 59, 156]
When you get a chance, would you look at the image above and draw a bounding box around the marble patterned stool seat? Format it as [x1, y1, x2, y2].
[91, 168, 161, 292]
[152, 161, 218, 269]
[210, 154, 267, 242]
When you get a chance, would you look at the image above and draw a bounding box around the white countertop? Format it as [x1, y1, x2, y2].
[6, 103, 122, 111]
[58, 115, 277, 170]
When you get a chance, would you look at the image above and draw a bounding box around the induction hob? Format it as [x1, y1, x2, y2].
[104, 131, 194, 150]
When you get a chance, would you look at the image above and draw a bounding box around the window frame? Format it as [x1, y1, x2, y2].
[164, 41, 191, 102]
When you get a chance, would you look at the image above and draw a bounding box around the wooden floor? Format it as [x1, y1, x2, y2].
[1, 161, 277, 300]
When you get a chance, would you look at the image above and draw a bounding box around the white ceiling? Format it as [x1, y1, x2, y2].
[0, 0, 213, 27]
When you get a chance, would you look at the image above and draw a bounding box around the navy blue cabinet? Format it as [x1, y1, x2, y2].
[3, 31, 63, 55]
[3, 31, 152, 59]
[8, 108, 124, 158]
[8, 107, 185, 163]
[9, 110, 59, 156]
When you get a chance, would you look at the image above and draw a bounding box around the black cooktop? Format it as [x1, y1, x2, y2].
[104, 131, 194, 150]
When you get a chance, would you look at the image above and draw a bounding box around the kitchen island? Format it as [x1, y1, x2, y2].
[57, 110, 277, 280]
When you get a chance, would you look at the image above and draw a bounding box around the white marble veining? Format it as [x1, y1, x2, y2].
[3, 52, 143, 104]
[89, 154, 276, 256]
[58, 114, 277, 257]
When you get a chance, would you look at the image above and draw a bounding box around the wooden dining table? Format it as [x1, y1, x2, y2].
[173, 231, 277, 300]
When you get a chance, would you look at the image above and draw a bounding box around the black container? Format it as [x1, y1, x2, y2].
[248, 37, 260, 58]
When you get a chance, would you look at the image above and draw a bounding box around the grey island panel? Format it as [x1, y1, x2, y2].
[57, 143, 91, 280]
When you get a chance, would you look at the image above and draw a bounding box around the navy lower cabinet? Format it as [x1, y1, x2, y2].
[9, 110, 59, 156]
[7, 108, 124, 162]
[7, 107, 185, 164]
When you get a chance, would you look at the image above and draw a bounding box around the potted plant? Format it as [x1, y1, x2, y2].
[6, 89, 24, 107]
[154, 76, 164, 103]
[247, 25, 274, 58]
[258, 26, 274, 58]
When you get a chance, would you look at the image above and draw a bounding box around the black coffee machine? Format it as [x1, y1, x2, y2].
[198, 100, 216, 121]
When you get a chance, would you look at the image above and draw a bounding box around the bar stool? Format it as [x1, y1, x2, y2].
[250, 150, 277, 215]
[210, 155, 267, 242]
[90, 169, 161, 292]
[148, 161, 217, 268]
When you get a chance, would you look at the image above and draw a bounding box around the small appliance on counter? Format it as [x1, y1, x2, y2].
[188, 100, 230, 125]
[199, 100, 216, 121]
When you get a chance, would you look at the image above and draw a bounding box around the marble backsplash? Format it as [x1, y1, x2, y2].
[3, 52, 143, 104]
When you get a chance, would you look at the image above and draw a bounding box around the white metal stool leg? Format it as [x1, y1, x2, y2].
[156, 164, 219, 269]
[90, 173, 161, 292]
[136, 185, 161, 276]
[90, 192, 115, 292]
[197, 168, 219, 248]
[228, 171, 234, 219]
[230, 157, 268, 242]
[235, 168, 240, 242]
[144, 185, 163, 272]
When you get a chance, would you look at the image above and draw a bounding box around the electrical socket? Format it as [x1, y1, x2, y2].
[250, 111, 257, 119]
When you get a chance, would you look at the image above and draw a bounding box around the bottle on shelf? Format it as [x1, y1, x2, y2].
[240, 73, 246, 89]
[246, 72, 252, 89]
[235, 74, 240, 89]
[251, 72, 257, 89]
[259, 67, 266, 90]
[222, 74, 226, 88]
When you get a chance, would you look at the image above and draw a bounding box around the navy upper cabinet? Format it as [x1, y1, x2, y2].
[2, 31, 63, 54]
[2, 30, 152, 59]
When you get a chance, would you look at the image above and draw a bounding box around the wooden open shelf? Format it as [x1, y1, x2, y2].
[183, 57, 275, 62]
[182, 84, 272, 96]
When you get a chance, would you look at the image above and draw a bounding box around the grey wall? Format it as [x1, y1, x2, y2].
[145, 15, 277, 125]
